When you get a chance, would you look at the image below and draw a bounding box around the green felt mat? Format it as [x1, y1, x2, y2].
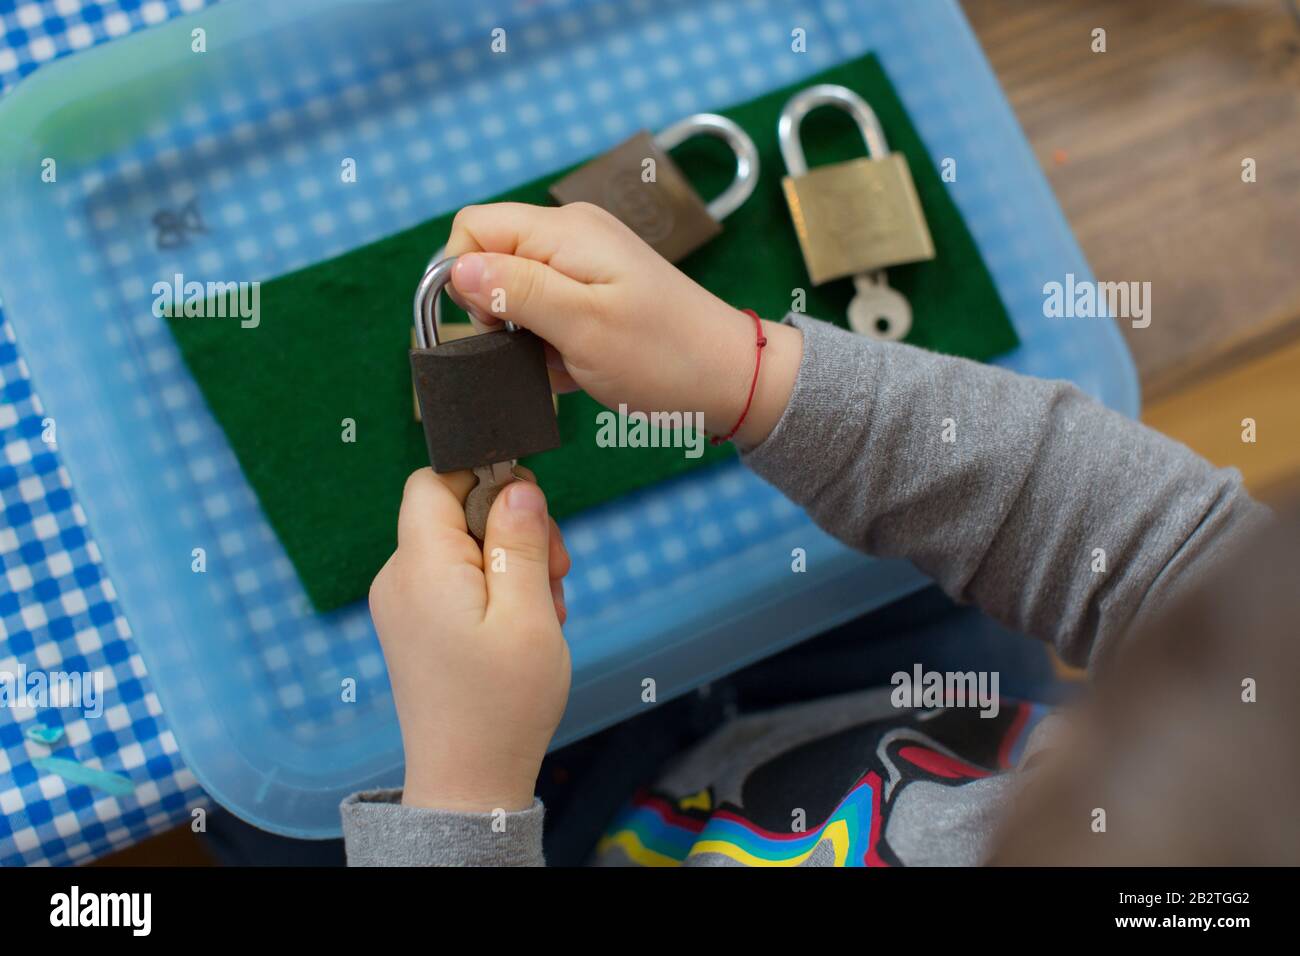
[167, 53, 1018, 612]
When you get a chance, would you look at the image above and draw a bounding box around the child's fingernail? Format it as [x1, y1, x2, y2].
[454, 254, 486, 294]
[506, 479, 546, 515]
[551, 578, 566, 611]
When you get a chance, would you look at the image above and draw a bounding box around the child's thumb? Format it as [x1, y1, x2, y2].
[481, 479, 556, 624]
[450, 252, 589, 352]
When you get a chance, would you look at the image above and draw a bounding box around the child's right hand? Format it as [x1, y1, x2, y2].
[445, 202, 802, 448]
[370, 467, 571, 814]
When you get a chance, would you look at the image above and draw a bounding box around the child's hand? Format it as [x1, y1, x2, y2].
[369, 467, 571, 813]
[445, 202, 801, 448]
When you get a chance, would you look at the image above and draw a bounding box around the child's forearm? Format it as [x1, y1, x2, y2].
[741, 315, 1267, 670]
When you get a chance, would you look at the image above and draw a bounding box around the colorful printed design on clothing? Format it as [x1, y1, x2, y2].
[598, 699, 1047, 867]
[688, 770, 887, 866]
[597, 791, 709, 867]
[599, 773, 887, 867]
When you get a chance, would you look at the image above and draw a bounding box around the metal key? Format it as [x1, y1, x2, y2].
[847, 270, 912, 341]
[411, 257, 561, 540]
[465, 461, 516, 541]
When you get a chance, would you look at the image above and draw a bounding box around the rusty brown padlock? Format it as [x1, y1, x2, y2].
[410, 256, 561, 538]
[549, 113, 759, 263]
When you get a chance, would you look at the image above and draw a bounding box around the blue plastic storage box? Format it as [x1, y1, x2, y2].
[0, 0, 1138, 836]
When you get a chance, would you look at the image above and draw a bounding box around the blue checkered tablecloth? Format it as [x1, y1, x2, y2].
[0, 0, 214, 868]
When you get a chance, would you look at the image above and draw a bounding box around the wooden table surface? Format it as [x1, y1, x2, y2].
[965, 0, 1300, 498]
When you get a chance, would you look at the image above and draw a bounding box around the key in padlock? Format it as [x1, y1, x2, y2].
[779, 84, 935, 285]
[549, 113, 759, 263]
[410, 257, 561, 536]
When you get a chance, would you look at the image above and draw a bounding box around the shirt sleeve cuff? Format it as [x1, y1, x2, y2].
[341, 789, 546, 867]
[740, 313, 881, 486]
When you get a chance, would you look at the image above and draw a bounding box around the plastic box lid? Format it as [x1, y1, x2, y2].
[0, 0, 1138, 836]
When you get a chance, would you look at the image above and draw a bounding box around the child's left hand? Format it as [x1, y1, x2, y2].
[369, 467, 571, 813]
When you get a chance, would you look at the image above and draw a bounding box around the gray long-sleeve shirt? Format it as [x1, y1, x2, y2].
[341, 314, 1264, 866]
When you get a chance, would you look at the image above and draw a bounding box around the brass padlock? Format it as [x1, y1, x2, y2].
[779, 84, 935, 285]
[549, 113, 759, 263]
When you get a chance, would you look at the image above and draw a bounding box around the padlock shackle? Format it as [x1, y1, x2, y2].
[777, 84, 889, 178]
[415, 249, 519, 349]
[654, 112, 759, 223]
[413, 255, 457, 349]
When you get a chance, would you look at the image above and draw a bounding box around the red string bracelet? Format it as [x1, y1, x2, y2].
[710, 309, 767, 446]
